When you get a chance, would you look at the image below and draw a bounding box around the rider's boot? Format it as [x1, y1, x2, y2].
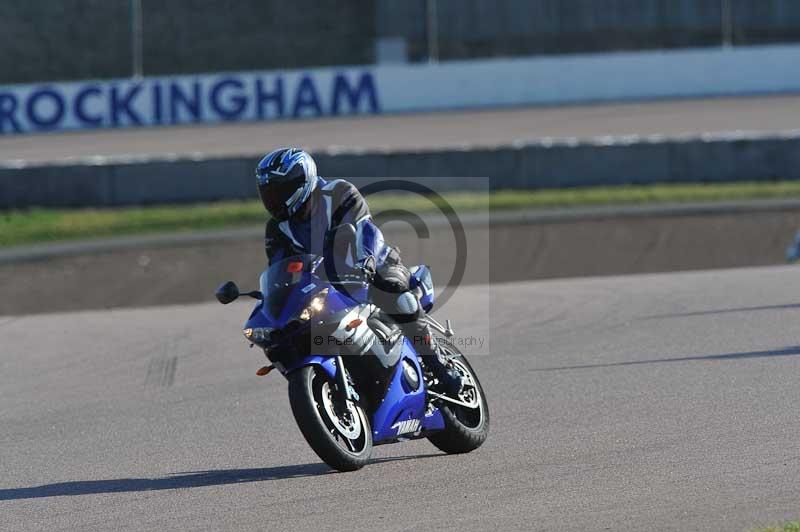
[406, 319, 463, 396]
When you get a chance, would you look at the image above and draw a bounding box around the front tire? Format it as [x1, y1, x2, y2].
[288, 365, 372, 472]
[427, 352, 490, 454]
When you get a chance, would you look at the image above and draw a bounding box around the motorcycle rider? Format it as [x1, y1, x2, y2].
[255, 147, 462, 395]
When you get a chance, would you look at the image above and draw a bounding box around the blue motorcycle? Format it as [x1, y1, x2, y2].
[215, 253, 489, 471]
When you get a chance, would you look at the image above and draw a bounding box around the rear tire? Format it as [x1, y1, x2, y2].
[288, 365, 372, 472]
[427, 352, 490, 454]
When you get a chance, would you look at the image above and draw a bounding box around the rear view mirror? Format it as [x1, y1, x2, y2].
[215, 281, 240, 304]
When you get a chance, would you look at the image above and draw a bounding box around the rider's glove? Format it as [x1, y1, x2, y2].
[357, 255, 377, 281]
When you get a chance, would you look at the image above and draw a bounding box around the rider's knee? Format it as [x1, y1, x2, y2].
[394, 291, 419, 319]
[388, 292, 420, 324]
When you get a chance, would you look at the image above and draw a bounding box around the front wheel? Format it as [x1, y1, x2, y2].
[288, 365, 372, 472]
[427, 352, 490, 454]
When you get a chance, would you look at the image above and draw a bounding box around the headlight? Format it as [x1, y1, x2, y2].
[299, 288, 329, 321]
[243, 327, 273, 344]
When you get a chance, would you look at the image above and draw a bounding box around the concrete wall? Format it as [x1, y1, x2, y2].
[3, 131, 800, 209]
[2, 201, 798, 315]
[5, 44, 800, 135]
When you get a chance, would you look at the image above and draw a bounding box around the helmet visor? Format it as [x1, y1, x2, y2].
[258, 177, 305, 220]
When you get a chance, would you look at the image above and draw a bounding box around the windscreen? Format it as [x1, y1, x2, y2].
[259, 255, 323, 319]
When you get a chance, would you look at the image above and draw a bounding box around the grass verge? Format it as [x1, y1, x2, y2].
[753, 522, 800, 532]
[3, 181, 800, 248]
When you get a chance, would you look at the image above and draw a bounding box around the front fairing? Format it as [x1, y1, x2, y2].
[260, 269, 326, 326]
[248, 272, 362, 327]
[258, 255, 320, 326]
[254, 254, 367, 326]
[243, 255, 367, 358]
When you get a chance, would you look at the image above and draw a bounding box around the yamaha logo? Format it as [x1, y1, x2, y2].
[391, 419, 421, 435]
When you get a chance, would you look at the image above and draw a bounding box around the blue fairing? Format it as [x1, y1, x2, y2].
[282, 355, 337, 379]
[245, 301, 270, 329]
[248, 271, 368, 330]
[371, 337, 444, 441]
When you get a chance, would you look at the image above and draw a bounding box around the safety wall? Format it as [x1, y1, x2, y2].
[3, 131, 800, 209]
[2, 44, 800, 136]
[3, 202, 800, 315]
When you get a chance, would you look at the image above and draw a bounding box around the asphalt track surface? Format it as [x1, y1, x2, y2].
[4, 265, 800, 531]
[3, 94, 800, 164]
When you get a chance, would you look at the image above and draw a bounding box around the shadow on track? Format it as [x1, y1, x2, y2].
[640, 303, 800, 321]
[0, 454, 443, 501]
[533, 345, 800, 372]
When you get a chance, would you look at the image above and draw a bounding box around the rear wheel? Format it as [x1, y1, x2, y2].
[427, 351, 490, 454]
[288, 365, 372, 471]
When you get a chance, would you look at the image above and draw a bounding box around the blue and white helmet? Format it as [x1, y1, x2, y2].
[255, 147, 319, 221]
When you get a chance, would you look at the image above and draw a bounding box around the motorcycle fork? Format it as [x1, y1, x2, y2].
[333, 355, 355, 415]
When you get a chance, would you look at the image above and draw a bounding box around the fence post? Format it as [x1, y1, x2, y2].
[721, 0, 734, 47]
[426, 0, 439, 62]
[130, 0, 144, 78]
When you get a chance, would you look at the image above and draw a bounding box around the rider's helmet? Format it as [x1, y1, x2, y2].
[256, 147, 319, 221]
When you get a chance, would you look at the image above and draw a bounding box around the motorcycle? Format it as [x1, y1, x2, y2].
[215, 252, 489, 471]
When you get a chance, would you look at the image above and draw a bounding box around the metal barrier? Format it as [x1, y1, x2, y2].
[3, 131, 800, 209]
[3, 0, 800, 84]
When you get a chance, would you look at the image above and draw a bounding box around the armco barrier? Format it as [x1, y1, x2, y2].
[3, 131, 800, 209]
